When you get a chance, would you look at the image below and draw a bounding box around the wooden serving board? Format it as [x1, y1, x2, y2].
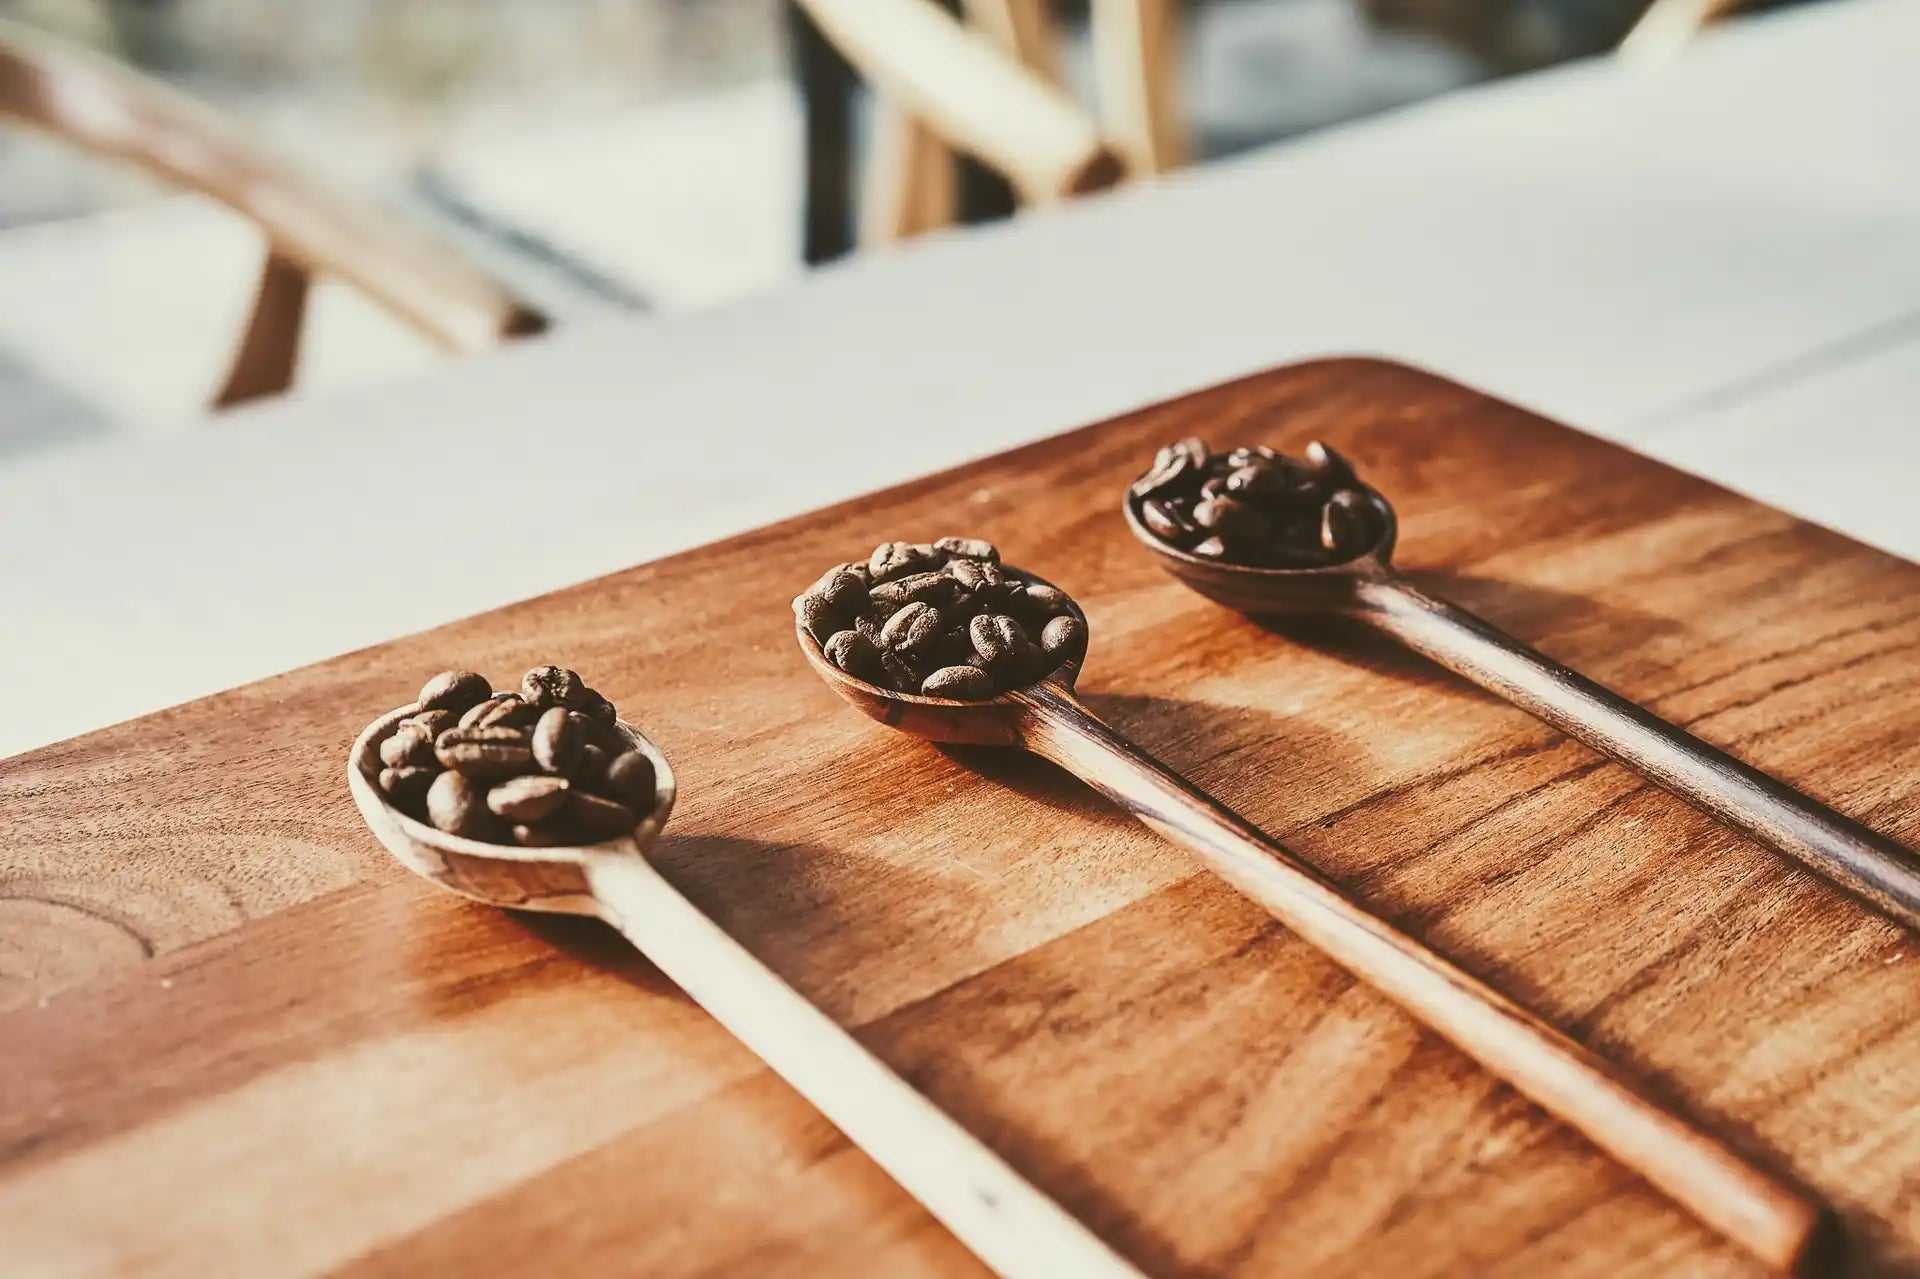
[6, 359, 1920, 1278]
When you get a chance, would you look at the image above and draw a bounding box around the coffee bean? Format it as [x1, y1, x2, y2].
[1199, 476, 1231, 501]
[1041, 615, 1085, 661]
[1140, 499, 1196, 544]
[579, 689, 618, 727]
[531, 706, 583, 774]
[922, 665, 997, 699]
[868, 571, 960, 610]
[824, 629, 884, 683]
[418, 670, 491, 715]
[1016, 583, 1071, 619]
[568, 742, 609, 789]
[522, 665, 588, 710]
[380, 723, 435, 770]
[1223, 464, 1304, 502]
[602, 750, 657, 813]
[878, 646, 924, 693]
[880, 601, 944, 653]
[968, 613, 1031, 671]
[379, 765, 437, 808]
[1321, 489, 1373, 556]
[1190, 536, 1230, 559]
[934, 537, 999, 563]
[1193, 496, 1272, 542]
[434, 725, 536, 782]
[570, 791, 639, 840]
[402, 708, 457, 740]
[806, 564, 870, 612]
[1226, 444, 1278, 468]
[1130, 437, 1208, 500]
[942, 557, 1004, 592]
[461, 692, 538, 731]
[793, 591, 846, 644]
[1303, 440, 1355, 490]
[426, 770, 496, 839]
[488, 774, 571, 822]
[868, 541, 944, 583]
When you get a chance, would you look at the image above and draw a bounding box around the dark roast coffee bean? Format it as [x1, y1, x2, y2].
[569, 742, 609, 789]
[1226, 444, 1278, 469]
[1303, 440, 1355, 489]
[579, 689, 618, 726]
[1190, 536, 1230, 559]
[934, 537, 999, 563]
[602, 750, 657, 813]
[1041, 615, 1085, 661]
[868, 571, 961, 610]
[379, 765, 437, 808]
[824, 629, 885, 683]
[402, 708, 457, 740]
[462, 692, 538, 731]
[922, 665, 997, 699]
[880, 601, 944, 653]
[1140, 499, 1196, 543]
[380, 723, 437, 770]
[793, 591, 847, 644]
[418, 670, 491, 715]
[969, 613, 1031, 670]
[522, 665, 588, 710]
[868, 541, 944, 583]
[878, 646, 924, 693]
[1130, 438, 1207, 500]
[806, 564, 870, 612]
[426, 770, 496, 839]
[1224, 463, 1304, 502]
[531, 706, 583, 774]
[434, 726, 536, 782]
[1192, 496, 1271, 542]
[942, 557, 1004, 592]
[570, 791, 639, 840]
[487, 774, 571, 822]
[1321, 489, 1373, 556]
[1016, 583, 1071, 618]
[1199, 476, 1231, 501]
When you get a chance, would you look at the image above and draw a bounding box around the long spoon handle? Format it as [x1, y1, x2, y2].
[580, 849, 1144, 1279]
[1357, 571, 1920, 930]
[1012, 682, 1832, 1274]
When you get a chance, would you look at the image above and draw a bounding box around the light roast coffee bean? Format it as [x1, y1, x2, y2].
[796, 540, 1087, 701]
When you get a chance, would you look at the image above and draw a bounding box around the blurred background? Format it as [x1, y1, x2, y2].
[0, 0, 1781, 453]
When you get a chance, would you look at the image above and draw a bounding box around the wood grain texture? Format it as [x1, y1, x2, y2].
[6, 358, 1920, 1277]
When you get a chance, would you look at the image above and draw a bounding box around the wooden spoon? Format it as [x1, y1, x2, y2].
[348, 704, 1143, 1279]
[1125, 476, 1920, 932]
[798, 581, 1835, 1274]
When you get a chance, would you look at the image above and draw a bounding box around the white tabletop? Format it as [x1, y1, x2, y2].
[3, 0, 1914, 761]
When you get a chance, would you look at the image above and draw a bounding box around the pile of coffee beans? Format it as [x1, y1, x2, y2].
[375, 666, 658, 846]
[1129, 438, 1382, 566]
[794, 538, 1086, 700]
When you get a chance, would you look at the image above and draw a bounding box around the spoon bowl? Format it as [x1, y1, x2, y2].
[347, 703, 677, 913]
[795, 565, 1088, 746]
[1121, 480, 1399, 616]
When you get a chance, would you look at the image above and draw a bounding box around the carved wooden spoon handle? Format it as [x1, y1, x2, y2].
[1354, 572, 1920, 930]
[1012, 682, 1833, 1274]
[580, 849, 1144, 1279]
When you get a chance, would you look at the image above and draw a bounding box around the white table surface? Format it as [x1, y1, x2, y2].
[3, 0, 1914, 761]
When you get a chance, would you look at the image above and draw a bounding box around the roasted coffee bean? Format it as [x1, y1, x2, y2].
[569, 742, 609, 789]
[806, 563, 870, 612]
[1223, 463, 1305, 502]
[462, 692, 538, 731]
[1130, 437, 1207, 500]
[487, 774, 571, 822]
[1040, 615, 1085, 661]
[1303, 440, 1355, 489]
[942, 557, 1004, 592]
[571, 791, 639, 840]
[922, 665, 997, 699]
[402, 708, 457, 739]
[434, 725, 536, 782]
[602, 750, 657, 813]
[1190, 536, 1230, 559]
[531, 706, 584, 774]
[793, 591, 846, 644]
[511, 823, 579, 848]
[968, 613, 1032, 671]
[1321, 489, 1373, 555]
[580, 689, 618, 727]
[880, 601, 944, 653]
[824, 629, 885, 683]
[1192, 496, 1272, 542]
[522, 665, 588, 710]
[868, 541, 944, 583]
[877, 646, 924, 693]
[934, 537, 999, 563]
[380, 723, 436, 770]
[868, 571, 961, 610]
[379, 765, 437, 808]
[1199, 476, 1231, 501]
[1016, 582, 1071, 618]
[426, 770, 496, 839]
[418, 669, 492, 715]
[1140, 499, 1196, 544]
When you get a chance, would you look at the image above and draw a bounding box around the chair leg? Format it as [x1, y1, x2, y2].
[860, 99, 956, 245]
[788, 0, 859, 263]
[1093, 0, 1187, 175]
[215, 248, 310, 409]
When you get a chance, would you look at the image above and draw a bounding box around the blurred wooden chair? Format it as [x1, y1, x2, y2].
[0, 18, 543, 410]
[791, 0, 1187, 255]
